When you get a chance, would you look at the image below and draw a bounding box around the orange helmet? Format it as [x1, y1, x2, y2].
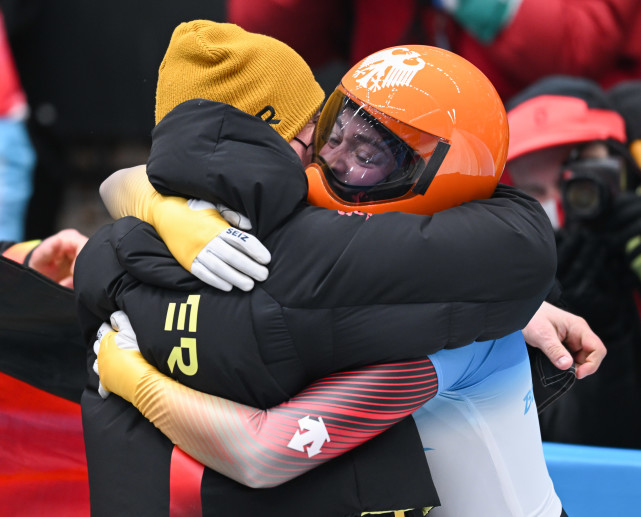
[306, 45, 509, 215]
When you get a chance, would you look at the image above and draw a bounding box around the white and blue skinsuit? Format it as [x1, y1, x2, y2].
[417, 331, 563, 517]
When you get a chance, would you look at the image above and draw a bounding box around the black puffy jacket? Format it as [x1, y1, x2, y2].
[75, 100, 557, 517]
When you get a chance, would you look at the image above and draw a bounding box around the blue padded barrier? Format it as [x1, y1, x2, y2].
[543, 441, 641, 516]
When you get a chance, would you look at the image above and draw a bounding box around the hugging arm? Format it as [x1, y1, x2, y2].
[76, 227, 440, 488]
[103, 101, 557, 342]
[96, 317, 437, 488]
[524, 301, 606, 379]
[100, 164, 270, 292]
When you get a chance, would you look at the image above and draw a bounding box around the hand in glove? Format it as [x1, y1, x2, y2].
[100, 165, 270, 292]
[93, 310, 150, 401]
[187, 199, 270, 291]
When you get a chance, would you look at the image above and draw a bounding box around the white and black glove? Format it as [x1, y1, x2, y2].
[92, 310, 140, 399]
[187, 199, 270, 291]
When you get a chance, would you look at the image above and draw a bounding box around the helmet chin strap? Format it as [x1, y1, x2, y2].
[412, 140, 450, 195]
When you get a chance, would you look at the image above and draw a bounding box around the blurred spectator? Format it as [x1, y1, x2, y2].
[228, 0, 641, 100]
[505, 75, 641, 449]
[607, 79, 641, 323]
[0, 8, 34, 240]
[1, 0, 228, 239]
[609, 80, 641, 168]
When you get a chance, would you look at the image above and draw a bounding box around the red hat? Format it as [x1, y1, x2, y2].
[507, 95, 627, 162]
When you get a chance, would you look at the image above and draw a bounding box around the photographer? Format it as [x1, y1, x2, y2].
[609, 79, 641, 284]
[505, 76, 641, 449]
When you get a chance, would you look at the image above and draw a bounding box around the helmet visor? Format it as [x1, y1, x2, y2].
[312, 89, 449, 203]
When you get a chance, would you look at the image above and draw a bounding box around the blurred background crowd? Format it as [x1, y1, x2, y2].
[2, 0, 641, 449]
[2, 0, 641, 238]
[1, 1, 229, 239]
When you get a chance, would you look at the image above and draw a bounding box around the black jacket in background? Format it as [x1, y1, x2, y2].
[539, 227, 641, 448]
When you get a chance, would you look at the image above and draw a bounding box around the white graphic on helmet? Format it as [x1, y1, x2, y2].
[353, 47, 426, 92]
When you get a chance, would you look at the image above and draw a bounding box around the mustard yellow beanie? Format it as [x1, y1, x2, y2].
[155, 20, 325, 142]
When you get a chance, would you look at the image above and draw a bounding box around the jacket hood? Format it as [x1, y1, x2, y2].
[147, 99, 308, 238]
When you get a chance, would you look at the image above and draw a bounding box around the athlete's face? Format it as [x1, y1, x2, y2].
[319, 107, 397, 187]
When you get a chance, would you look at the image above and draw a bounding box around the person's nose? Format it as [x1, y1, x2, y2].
[322, 145, 349, 179]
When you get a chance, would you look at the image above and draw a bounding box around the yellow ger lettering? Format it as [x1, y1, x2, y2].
[165, 294, 200, 376]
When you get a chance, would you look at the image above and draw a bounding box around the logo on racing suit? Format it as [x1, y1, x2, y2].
[287, 415, 330, 458]
[523, 389, 534, 415]
[352, 47, 426, 92]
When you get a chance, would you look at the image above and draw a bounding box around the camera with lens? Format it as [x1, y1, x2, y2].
[561, 157, 624, 225]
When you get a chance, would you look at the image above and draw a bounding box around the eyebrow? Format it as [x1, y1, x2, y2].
[353, 132, 391, 155]
[339, 112, 390, 154]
